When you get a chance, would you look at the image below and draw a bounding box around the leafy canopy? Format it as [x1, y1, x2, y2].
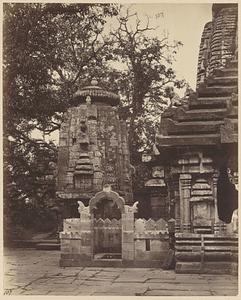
[3, 3, 185, 236]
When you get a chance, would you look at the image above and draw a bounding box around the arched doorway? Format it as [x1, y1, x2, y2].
[89, 190, 125, 259]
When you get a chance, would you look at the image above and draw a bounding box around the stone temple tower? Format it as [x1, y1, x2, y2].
[56, 80, 133, 218]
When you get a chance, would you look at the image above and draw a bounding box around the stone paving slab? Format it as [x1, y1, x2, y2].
[3, 248, 239, 296]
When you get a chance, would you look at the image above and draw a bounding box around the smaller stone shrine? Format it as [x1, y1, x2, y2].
[56, 80, 133, 221]
[59, 185, 169, 267]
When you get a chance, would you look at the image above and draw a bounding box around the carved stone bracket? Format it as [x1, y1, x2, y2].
[78, 201, 90, 215]
[124, 201, 138, 214]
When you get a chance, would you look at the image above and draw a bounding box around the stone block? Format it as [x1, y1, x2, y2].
[81, 232, 91, 246]
[175, 262, 202, 274]
[80, 221, 91, 231]
[122, 242, 134, 252]
[79, 245, 91, 256]
[122, 249, 135, 261]
[122, 232, 134, 243]
[70, 239, 81, 254]
[150, 251, 162, 260]
[135, 239, 145, 251]
[150, 240, 161, 251]
[135, 249, 150, 260]
[122, 221, 134, 231]
[63, 219, 81, 232]
[135, 219, 146, 233]
[60, 239, 70, 253]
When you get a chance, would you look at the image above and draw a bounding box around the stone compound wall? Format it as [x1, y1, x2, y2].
[59, 190, 169, 267]
[56, 103, 133, 205]
[134, 218, 169, 264]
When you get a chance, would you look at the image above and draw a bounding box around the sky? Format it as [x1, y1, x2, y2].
[116, 3, 213, 91]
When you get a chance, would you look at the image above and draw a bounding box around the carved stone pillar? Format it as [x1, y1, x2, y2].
[166, 175, 180, 231]
[212, 171, 226, 235]
[179, 174, 192, 232]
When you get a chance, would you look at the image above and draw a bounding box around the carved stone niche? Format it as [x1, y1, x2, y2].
[190, 178, 214, 233]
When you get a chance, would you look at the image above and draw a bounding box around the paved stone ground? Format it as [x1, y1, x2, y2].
[3, 248, 239, 296]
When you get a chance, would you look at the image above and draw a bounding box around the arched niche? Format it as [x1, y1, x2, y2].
[89, 190, 125, 215]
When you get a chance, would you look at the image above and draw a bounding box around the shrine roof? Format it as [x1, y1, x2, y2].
[155, 59, 238, 151]
[73, 79, 120, 106]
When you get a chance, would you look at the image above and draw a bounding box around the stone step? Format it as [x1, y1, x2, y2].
[206, 76, 238, 87]
[163, 118, 224, 135]
[213, 67, 237, 77]
[156, 133, 220, 147]
[189, 96, 230, 109]
[197, 86, 237, 97]
[35, 242, 60, 250]
[175, 107, 227, 122]
[10, 239, 59, 248]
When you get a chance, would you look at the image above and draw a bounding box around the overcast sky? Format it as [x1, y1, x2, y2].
[121, 3, 213, 91]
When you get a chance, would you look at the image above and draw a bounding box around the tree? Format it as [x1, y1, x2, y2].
[3, 3, 119, 239]
[84, 8, 186, 162]
[111, 9, 185, 162]
[3, 3, 118, 136]
[3, 3, 185, 239]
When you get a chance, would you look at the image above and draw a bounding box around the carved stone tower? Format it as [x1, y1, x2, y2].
[56, 80, 133, 218]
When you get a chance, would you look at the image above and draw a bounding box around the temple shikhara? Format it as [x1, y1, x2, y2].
[56, 3, 238, 273]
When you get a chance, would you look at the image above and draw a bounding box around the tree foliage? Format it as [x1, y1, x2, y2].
[85, 8, 186, 161]
[3, 3, 119, 238]
[3, 3, 185, 237]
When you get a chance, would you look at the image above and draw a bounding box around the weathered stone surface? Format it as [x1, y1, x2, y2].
[56, 81, 133, 209]
[3, 248, 238, 296]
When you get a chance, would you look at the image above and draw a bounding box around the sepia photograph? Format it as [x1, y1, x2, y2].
[2, 0, 239, 297]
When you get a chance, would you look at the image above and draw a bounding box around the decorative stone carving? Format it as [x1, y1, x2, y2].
[152, 166, 164, 178]
[56, 81, 133, 212]
[78, 201, 90, 214]
[145, 179, 166, 187]
[220, 118, 237, 143]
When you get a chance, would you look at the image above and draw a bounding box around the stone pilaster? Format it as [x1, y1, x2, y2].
[212, 172, 227, 235]
[179, 174, 192, 232]
[122, 204, 136, 261]
[166, 175, 180, 231]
